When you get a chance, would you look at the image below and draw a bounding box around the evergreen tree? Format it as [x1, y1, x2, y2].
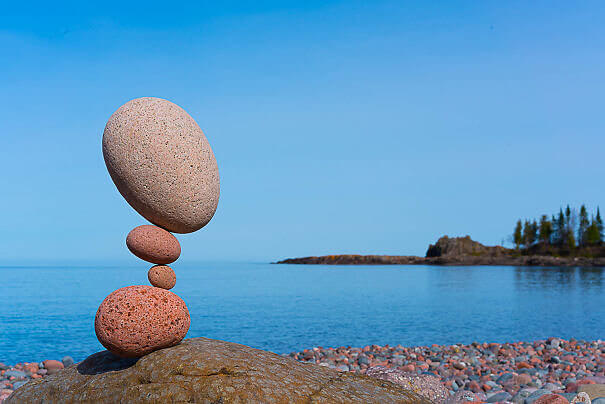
[578, 204, 590, 246]
[513, 220, 523, 249]
[530, 219, 538, 245]
[566, 230, 576, 249]
[551, 214, 558, 245]
[522, 219, 537, 247]
[538, 215, 553, 244]
[597, 207, 604, 243]
[586, 217, 601, 245]
[554, 209, 565, 246]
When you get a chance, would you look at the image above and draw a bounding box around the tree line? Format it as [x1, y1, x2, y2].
[513, 204, 603, 249]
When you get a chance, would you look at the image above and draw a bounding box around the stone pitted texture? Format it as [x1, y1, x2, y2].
[95, 285, 190, 358]
[425, 235, 510, 258]
[148, 265, 176, 289]
[126, 225, 181, 264]
[366, 366, 449, 403]
[6, 338, 431, 404]
[103, 97, 220, 234]
[535, 393, 573, 403]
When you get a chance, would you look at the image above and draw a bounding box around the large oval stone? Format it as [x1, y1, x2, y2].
[126, 225, 181, 264]
[95, 285, 190, 358]
[102, 97, 220, 234]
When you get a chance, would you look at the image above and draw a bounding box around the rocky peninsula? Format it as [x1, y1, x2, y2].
[275, 236, 605, 266]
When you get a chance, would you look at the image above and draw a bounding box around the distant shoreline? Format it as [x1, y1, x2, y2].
[275, 235, 605, 267]
[273, 254, 605, 267]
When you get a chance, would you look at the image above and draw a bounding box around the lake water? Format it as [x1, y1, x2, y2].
[0, 264, 603, 364]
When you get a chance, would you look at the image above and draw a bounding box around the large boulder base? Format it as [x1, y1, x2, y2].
[7, 338, 431, 403]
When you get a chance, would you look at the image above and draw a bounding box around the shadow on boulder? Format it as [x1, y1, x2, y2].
[77, 350, 138, 375]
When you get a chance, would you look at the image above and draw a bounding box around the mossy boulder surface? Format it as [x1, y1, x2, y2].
[7, 338, 431, 403]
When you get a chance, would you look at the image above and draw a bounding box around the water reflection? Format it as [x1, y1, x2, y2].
[513, 266, 604, 292]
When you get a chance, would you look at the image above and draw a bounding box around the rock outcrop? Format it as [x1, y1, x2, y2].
[6, 338, 431, 403]
[425, 235, 511, 257]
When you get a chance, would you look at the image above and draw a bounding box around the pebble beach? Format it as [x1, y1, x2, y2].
[287, 337, 605, 403]
[1, 338, 603, 403]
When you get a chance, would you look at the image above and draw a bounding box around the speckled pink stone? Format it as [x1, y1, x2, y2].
[95, 285, 190, 358]
[148, 265, 176, 290]
[126, 225, 181, 265]
[102, 97, 220, 234]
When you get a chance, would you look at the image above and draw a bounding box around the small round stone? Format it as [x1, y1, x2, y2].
[61, 356, 74, 368]
[126, 225, 181, 265]
[95, 285, 190, 358]
[42, 360, 64, 375]
[148, 265, 176, 290]
[102, 97, 220, 234]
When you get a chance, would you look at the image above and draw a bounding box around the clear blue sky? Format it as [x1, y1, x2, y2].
[2, 1, 604, 264]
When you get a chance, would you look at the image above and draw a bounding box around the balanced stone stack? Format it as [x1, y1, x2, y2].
[96, 97, 220, 358]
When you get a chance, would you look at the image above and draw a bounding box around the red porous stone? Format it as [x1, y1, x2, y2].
[517, 361, 532, 369]
[148, 265, 177, 290]
[95, 285, 190, 358]
[126, 225, 181, 264]
[534, 394, 570, 404]
[514, 373, 533, 385]
[42, 360, 63, 371]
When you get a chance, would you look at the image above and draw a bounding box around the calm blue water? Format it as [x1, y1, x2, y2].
[0, 264, 603, 364]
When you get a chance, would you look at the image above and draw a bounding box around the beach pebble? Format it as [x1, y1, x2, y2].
[62, 356, 74, 368]
[126, 225, 181, 265]
[3, 371, 26, 379]
[94, 285, 190, 358]
[526, 389, 554, 403]
[444, 389, 479, 403]
[102, 97, 220, 234]
[42, 360, 64, 375]
[534, 394, 571, 404]
[42, 360, 63, 372]
[148, 265, 176, 290]
[487, 391, 512, 402]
